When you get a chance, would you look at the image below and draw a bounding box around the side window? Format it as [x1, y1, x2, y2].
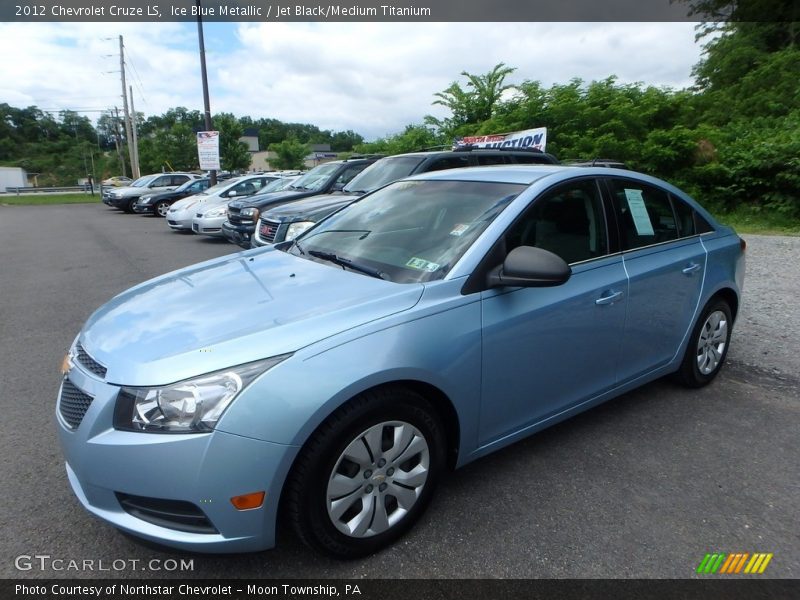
[475, 154, 511, 166]
[609, 179, 678, 250]
[151, 176, 171, 187]
[671, 195, 696, 238]
[511, 154, 550, 165]
[174, 175, 191, 186]
[426, 156, 470, 172]
[505, 179, 608, 265]
[233, 180, 257, 196]
[335, 164, 369, 186]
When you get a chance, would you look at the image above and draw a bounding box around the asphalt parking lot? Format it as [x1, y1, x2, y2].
[0, 203, 797, 579]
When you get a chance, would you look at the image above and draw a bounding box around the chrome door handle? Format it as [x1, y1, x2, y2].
[595, 291, 623, 306]
[682, 263, 702, 275]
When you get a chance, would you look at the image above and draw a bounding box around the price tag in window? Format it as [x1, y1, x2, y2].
[624, 189, 654, 236]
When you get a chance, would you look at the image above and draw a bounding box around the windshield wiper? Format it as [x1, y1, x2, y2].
[308, 250, 386, 280]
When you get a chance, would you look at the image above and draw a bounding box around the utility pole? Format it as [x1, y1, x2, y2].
[129, 85, 141, 175]
[119, 35, 140, 179]
[113, 107, 127, 177]
[197, 0, 216, 185]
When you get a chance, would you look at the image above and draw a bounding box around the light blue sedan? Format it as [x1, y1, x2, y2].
[57, 166, 745, 558]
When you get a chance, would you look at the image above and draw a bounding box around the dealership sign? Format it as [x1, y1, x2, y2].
[453, 127, 547, 151]
[196, 131, 221, 170]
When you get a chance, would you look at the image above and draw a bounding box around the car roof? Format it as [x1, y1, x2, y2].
[408, 164, 573, 185]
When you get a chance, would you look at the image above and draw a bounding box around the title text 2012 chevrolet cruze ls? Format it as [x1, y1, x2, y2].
[57, 166, 745, 558]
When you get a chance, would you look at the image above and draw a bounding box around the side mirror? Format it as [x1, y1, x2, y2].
[331, 182, 345, 192]
[227, 190, 237, 198]
[487, 246, 571, 288]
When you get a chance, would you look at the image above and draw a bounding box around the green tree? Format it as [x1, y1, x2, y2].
[425, 63, 516, 138]
[269, 139, 310, 170]
[214, 113, 251, 172]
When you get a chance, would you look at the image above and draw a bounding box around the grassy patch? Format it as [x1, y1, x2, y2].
[710, 205, 800, 236]
[0, 193, 102, 205]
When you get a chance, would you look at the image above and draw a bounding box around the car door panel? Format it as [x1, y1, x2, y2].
[479, 255, 627, 445]
[604, 177, 708, 383]
[618, 239, 706, 381]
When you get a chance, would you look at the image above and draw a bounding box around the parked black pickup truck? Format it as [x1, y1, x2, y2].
[221, 156, 381, 247]
[249, 147, 560, 248]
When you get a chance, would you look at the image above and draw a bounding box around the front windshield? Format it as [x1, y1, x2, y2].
[178, 179, 202, 192]
[262, 176, 298, 193]
[290, 163, 340, 191]
[131, 175, 157, 187]
[286, 179, 524, 283]
[343, 156, 425, 194]
[200, 177, 242, 196]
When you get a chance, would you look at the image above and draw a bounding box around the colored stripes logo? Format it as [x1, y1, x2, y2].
[697, 552, 773, 574]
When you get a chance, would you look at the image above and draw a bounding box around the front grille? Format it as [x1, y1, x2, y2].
[116, 493, 218, 534]
[76, 342, 107, 378]
[258, 219, 280, 244]
[59, 379, 94, 429]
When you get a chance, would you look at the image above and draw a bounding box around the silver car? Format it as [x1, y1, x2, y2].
[166, 175, 275, 232]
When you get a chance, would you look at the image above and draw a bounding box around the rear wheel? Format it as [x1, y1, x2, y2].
[284, 387, 445, 558]
[154, 200, 170, 218]
[676, 299, 733, 388]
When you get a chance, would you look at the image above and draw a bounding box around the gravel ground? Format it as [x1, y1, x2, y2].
[727, 234, 800, 379]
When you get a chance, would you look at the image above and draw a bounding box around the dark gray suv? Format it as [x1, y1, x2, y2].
[251, 147, 560, 247]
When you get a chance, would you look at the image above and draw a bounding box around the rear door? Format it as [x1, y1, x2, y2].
[604, 177, 707, 382]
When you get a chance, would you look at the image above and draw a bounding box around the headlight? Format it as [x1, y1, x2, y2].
[204, 206, 228, 218]
[240, 207, 260, 222]
[286, 221, 316, 240]
[113, 355, 289, 433]
[139, 195, 153, 204]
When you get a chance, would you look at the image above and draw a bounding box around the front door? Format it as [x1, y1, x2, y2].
[479, 178, 628, 445]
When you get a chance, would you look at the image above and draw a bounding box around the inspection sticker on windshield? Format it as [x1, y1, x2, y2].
[406, 257, 440, 272]
[624, 189, 655, 236]
[449, 223, 470, 237]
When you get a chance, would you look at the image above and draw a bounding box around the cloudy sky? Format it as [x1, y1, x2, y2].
[0, 21, 707, 140]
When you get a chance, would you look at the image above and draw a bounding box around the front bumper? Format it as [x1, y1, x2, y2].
[133, 201, 154, 214]
[166, 211, 193, 230]
[222, 221, 252, 248]
[192, 215, 226, 237]
[56, 364, 297, 553]
[108, 196, 135, 209]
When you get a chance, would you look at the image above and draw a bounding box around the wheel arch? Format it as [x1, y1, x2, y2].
[709, 286, 739, 322]
[276, 378, 461, 524]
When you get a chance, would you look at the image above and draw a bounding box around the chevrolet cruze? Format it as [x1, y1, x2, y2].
[57, 166, 745, 558]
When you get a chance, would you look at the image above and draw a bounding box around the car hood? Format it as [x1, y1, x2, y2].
[108, 186, 145, 197]
[79, 248, 424, 386]
[168, 196, 203, 211]
[168, 195, 221, 214]
[264, 194, 358, 221]
[231, 189, 311, 210]
[141, 189, 181, 202]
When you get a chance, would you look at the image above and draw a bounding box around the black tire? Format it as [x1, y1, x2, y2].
[154, 200, 170, 218]
[284, 387, 445, 558]
[124, 198, 137, 213]
[676, 298, 733, 388]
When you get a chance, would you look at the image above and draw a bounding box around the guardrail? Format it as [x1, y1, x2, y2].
[4, 185, 96, 194]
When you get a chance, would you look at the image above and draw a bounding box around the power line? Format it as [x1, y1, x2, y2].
[125, 49, 151, 112]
